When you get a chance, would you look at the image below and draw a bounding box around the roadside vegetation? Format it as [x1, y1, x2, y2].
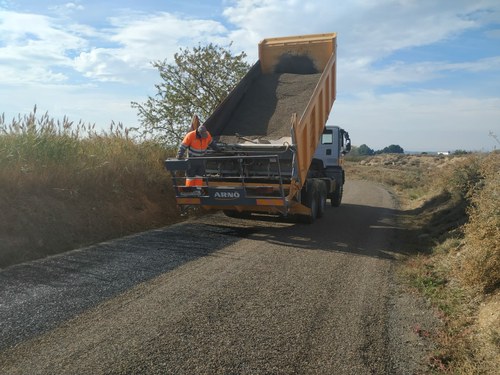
[346, 151, 499, 374]
[0, 108, 180, 268]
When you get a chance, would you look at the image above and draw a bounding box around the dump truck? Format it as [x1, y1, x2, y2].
[165, 32, 351, 223]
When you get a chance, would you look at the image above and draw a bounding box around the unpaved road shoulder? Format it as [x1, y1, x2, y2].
[0, 180, 438, 374]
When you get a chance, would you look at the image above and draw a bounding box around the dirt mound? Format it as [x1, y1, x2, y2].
[218, 73, 321, 143]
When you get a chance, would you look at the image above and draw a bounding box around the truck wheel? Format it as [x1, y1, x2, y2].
[317, 181, 327, 218]
[331, 184, 343, 207]
[300, 182, 318, 224]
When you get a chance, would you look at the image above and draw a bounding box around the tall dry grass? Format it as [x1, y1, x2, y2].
[381, 152, 499, 374]
[346, 152, 499, 373]
[0, 108, 180, 267]
[457, 152, 499, 293]
[1, 108, 173, 193]
[424, 153, 498, 374]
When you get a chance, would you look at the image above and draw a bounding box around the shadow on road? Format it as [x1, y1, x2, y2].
[205, 203, 408, 261]
[0, 198, 426, 351]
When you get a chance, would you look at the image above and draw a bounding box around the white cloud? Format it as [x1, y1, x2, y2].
[447, 56, 500, 72]
[0, 64, 67, 84]
[0, 9, 87, 83]
[339, 56, 500, 94]
[48, 1, 84, 17]
[0, 8, 230, 84]
[72, 12, 230, 82]
[224, 0, 500, 62]
[107, 12, 228, 68]
[0, 9, 86, 51]
[64, 2, 84, 11]
[73, 48, 131, 82]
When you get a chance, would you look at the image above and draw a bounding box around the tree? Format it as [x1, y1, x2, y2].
[132, 43, 251, 145]
[378, 144, 404, 154]
[357, 144, 375, 156]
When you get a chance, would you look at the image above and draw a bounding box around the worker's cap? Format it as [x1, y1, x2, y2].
[198, 125, 208, 138]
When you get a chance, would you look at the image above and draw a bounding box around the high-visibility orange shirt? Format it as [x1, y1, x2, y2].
[180, 130, 213, 157]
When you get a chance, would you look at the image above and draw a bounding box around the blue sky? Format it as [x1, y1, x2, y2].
[1, 0, 499, 151]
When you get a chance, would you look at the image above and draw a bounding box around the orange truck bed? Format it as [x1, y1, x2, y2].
[207, 33, 337, 191]
[261, 33, 337, 189]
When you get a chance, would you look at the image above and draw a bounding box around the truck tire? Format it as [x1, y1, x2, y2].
[317, 180, 327, 218]
[331, 184, 343, 207]
[299, 181, 318, 224]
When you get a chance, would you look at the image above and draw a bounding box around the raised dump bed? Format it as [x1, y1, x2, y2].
[205, 33, 337, 189]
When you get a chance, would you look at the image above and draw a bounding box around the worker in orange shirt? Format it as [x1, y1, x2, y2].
[177, 125, 219, 188]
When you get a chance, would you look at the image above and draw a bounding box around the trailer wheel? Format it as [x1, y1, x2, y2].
[317, 181, 327, 218]
[331, 184, 343, 207]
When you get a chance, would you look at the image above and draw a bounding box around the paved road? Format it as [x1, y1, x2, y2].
[0, 180, 435, 374]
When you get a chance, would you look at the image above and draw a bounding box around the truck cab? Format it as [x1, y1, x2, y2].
[314, 125, 351, 169]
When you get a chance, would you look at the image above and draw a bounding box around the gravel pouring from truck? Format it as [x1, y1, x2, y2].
[165, 33, 351, 222]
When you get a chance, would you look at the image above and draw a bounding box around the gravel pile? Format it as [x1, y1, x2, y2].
[218, 73, 321, 144]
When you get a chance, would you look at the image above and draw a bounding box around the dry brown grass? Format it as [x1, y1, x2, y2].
[457, 152, 499, 293]
[347, 152, 499, 374]
[0, 108, 180, 268]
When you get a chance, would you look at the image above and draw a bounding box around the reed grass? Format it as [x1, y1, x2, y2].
[0, 107, 179, 267]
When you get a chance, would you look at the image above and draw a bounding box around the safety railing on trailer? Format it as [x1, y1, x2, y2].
[164, 155, 288, 211]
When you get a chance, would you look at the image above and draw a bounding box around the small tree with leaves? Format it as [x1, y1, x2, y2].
[132, 43, 250, 146]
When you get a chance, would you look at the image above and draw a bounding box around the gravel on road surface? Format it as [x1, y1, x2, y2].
[0, 180, 438, 374]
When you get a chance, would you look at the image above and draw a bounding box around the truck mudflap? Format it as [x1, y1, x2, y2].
[164, 155, 290, 215]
